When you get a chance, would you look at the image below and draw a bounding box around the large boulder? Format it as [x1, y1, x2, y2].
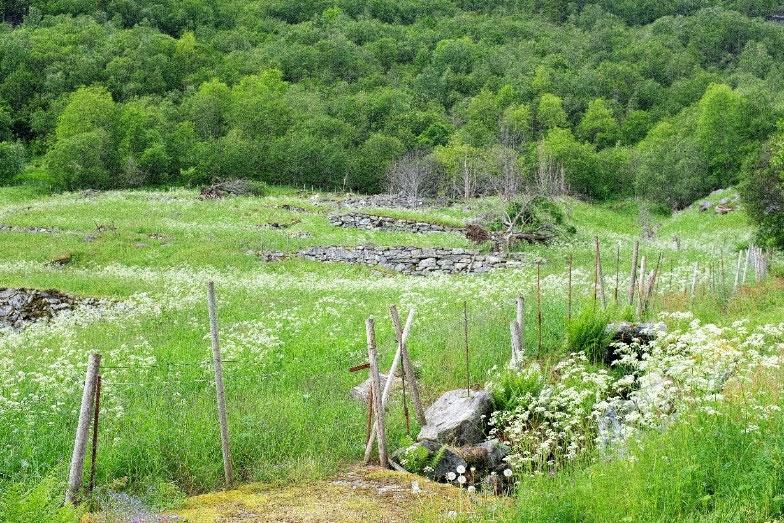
[417, 389, 491, 445]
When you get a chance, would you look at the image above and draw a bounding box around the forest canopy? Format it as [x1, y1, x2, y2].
[1, 0, 784, 212]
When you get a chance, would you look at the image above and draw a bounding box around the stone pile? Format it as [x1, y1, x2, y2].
[0, 288, 98, 331]
[330, 213, 461, 234]
[299, 246, 523, 275]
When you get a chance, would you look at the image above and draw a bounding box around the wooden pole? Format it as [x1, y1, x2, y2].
[614, 242, 620, 304]
[536, 261, 542, 354]
[366, 317, 388, 468]
[742, 247, 751, 285]
[207, 281, 233, 488]
[516, 296, 525, 355]
[690, 262, 699, 297]
[463, 302, 470, 396]
[636, 256, 646, 319]
[510, 321, 522, 368]
[65, 352, 101, 505]
[390, 307, 424, 424]
[567, 255, 573, 324]
[594, 237, 606, 308]
[733, 250, 743, 293]
[364, 307, 415, 462]
[87, 374, 102, 496]
[628, 241, 639, 305]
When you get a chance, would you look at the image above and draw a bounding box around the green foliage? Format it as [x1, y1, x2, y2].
[0, 475, 83, 523]
[566, 307, 612, 364]
[741, 122, 784, 249]
[0, 0, 782, 199]
[0, 141, 25, 185]
[487, 364, 546, 412]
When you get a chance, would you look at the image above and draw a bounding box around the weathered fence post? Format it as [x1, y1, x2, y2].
[65, 352, 101, 505]
[636, 256, 647, 319]
[463, 302, 471, 396]
[594, 236, 606, 308]
[207, 281, 233, 488]
[628, 241, 640, 305]
[536, 261, 543, 353]
[365, 317, 388, 467]
[614, 242, 620, 304]
[567, 255, 573, 324]
[733, 250, 743, 293]
[690, 262, 699, 297]
[364, 307, 418, 463]
[87, 374, 102, 496]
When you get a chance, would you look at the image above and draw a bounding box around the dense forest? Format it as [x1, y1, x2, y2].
[1, 0, 784, 221]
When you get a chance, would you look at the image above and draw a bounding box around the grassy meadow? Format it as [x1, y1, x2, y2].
[1, 185, 781, 521]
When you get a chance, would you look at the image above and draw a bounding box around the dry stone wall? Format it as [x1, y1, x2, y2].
[299, 245, 523, 275]
[330, 213, 462, 234]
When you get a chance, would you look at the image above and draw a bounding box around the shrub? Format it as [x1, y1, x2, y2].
[741, 123, 784, 249]
[486, 363, 545, 412]
[566, 308, 612, 364]
[0, 141, 25, 185]
[0, 475, 83, 523]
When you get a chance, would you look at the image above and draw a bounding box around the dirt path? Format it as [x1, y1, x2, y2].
[167, 465, 500, 522]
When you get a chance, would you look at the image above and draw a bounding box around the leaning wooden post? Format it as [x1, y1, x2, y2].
[690, 262, 699, 297]
[733, 250, 743, 293]
[628, 241, 639, 305]
[536, 261, 543, 354]
[463, 302, 470, 396]
[594, 237, 607, 308]
[516, 296, 525, 355]
[614, 242, 620, 304]
[636, 256, 647, 319]
[87, 374, 102, 496]
[742, 247, 751, 285]
[365, 317, 388, 468]
[364, 307, 421, 463]
[567, 255, 573, 324]
[207, 281, 233, 488]
[65, 352, 101, 505]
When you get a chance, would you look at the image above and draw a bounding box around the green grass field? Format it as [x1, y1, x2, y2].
[1, 186, 781, 521]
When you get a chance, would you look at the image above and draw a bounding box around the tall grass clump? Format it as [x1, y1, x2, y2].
[0, 474, 83, 523]
[566, 307, 613, 364]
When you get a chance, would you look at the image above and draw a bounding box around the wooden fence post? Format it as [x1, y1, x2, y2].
[516, 296, 525, 356]
[690, 262, 699, 297]
[365, 317, 388, 468]
[87, 374, 102, 496]
[65, 352, 101, 505]
[636, 256, 647, 319]
[364, 307, 418, 463]
[628, 240, 639, 305]
[733, 250, 743, 293]
[614, 242, 620, 304]
[536, 261, 542, 354]
[594, 236, 606, 308]
[207, 281, 233, 488]
[567, 255, 573, 324]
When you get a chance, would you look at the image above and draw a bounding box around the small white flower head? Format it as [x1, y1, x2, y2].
[503, 468, 513, 478]
[467, 485, 476, 494]
[457, 475, 467, 485]
[456, 465, 466, 474]
[447, 511, 457, 519]
[411, 481, 421, 494]
[446, 471, 457, 481]
[470, 466, 476, 472]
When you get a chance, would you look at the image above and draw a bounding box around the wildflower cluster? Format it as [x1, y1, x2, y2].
[488, 313, 784, 474]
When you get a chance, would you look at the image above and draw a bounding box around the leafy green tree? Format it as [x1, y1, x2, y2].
[695, 83, 747, 188]
[0, 141, 24, 185]
[741, 122, 784, 249]
[577, 98, 618, 148]
[47, 130, 112, 190]
[349, 133, 404, 192]
[182, 79, 231, 140]
[536, 93, 568, 132]
[229, 70, 292, 140]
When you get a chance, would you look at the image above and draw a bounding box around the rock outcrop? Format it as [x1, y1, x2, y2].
[0, 288, 98, 331]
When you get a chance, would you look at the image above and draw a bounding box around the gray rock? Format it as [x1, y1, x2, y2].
[349, 373, 400, 404]
[477, 439, 510, 471]
[417, 389, 491, 445]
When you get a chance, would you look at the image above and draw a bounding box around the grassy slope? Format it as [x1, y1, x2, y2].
[0, 186, 772, 516]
